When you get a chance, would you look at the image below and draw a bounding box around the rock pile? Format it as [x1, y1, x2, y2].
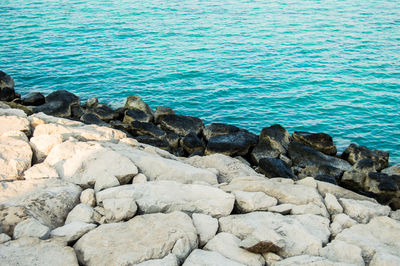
[1, 71, 400, 265]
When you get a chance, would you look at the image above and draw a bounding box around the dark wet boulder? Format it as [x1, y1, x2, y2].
[259, 124, 291, 153]
[159, 114, 204, 136]
[315, 175, 338, 185]
[124, 96, 154, 121]
[341, 159, 376, 192]
[203, 123, 240, 141]
[85, 97, 98, 108]
[250, 142, 281, 165]
[258, 158, 296, 179]
[341, 143, 389, 171]
[80, 113, 108, 126]
[205, 129, 258, 156]
[154, 106, 174, 124]
[135, 135, 169, 150]
[71, 104, 84, 119]
[123, 109, 152, 123]
[292, 131, 337, 156]
[22, 92, 45, 106]
[161, 131, 180, 150]
[189, 150, 204, 157]
[109, 120, 131, 135]
[0, 71, 15, 101]
[287, 141, 351, 180]
[180, 132, 205, 155]
[4, 101, 33, 115]
[86, 104, 117, 122]
[128, 121, 165, 138]
[33, 90, 80, 118]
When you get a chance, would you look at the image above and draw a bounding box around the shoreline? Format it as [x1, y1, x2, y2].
[1, 70, 399, 209]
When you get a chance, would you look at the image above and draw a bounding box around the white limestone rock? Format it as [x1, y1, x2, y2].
[219, 212, 330, 257]
[136, 254, 179, 266]
[13, 218, 50, 240]
[335, 216, 400, 262]
[132, 173, 147, 183]
[268, 204, 294, 215]
[184, 154, 261, 183]
[0, 233, 11, 244]
[316, 180, 376, 202]
[0, 237, 79, 265]
[22, 162, 59, 180]
[233, 191, 277, 213]
[103, 198, 137, 222]
[339, 198, 390, 223]
[45, 140, 138, 186]
[272, 255, 354, 266]
[50, 222, 97, 244]
[291, 202, 329, 217]
[96, 181, 235, 218]
[183, 249, 246, 266]
[0, 114, 30, 135]
[263, 253, 282, 265]
[296, 177, 317, 188]
[0, 132, 32, 181]
[73, 212, 198, 265]
[240, 227, 285, 253]
[330, 213, 358, 237]
[94, 174, 120, 192]
[369, 252, 400, 266]
[390, 209, 400, 221]
[104, 143, 218, 185]
[324, 193, 343, 215]
[0, 179, 81, 236]
[65, 204, 101, 224]
[80, 189, 96, 207]
[204, 232, 265, 266]
[192, 213, 218, 247]
[30, 134, 63, 163]
[319, 240, 364, 266]
[381, 164, 400, 176]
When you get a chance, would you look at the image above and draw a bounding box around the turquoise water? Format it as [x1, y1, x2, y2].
[1, 0, 400, 164]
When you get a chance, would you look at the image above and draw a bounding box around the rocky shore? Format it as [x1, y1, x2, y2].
[1, 70, 400, 265]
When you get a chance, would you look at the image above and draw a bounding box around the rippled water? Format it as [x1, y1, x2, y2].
[1, 0, 399, 163]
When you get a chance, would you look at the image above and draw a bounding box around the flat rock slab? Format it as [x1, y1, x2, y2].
[184, 153, 261, 183]
[74, 212, 197, 266]
[0, 237, 79, 266]
[96, 181, 235, 218]
[339, 198, 390, 223]
[0, 111, 30, 135]
[104, 142, 218, 185]
[219, 212, 330, 257]
[183, 249, 246, 266]
[0, 179, 81, 236]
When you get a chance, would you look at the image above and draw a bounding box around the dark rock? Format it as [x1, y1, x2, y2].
[279, 154, 292, 167]
[288, 142, 351, 180]
[159, 114, 204, 136]
[161, 131, 180, 150]
[115, 107, 126, 121]
[71, 105, 84, 119]
[80, 113, 108, 126]
[109, 120, 131, 135]
[22, 92, 45, 106]
[292, 131, 337, 156]
[365, 172, 399, 193]
[180, 132, 204, 155]
[85, 97, 98, 108]
[259, 124, 291, 153]
[297, 165, 344, 180]
[175, 147, 186, 157]
[341, 159, 376, 192]
[389, 198, 400, 210]
[86, 104, 117, 122]
[124, 96, 154, 120]
[250, 142, 281, 165]
[128, 121, 165, 138]
[135, 135, 169, 150]
[203, 123, 240, 141]
[315, 175, 338, 185]
[341, 143, 389, 171]
[33, 90, 80, 118]
[123, 109, 152, 123]
[189, 150, 205, 157]
[3, 102, 33, 115]
[154, 106, 174, 124]
[205, 130, 258, 157]
[258, 158, 296, 179]
[0, 71, 15, 101]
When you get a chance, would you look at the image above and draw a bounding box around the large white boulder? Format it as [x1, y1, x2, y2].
[319, 240, 364, 266]
[0, 237, 79, 266]
[233, 191, 277, 213]
[22, 162, 59, 180]
[204, 232, 265, 266]
[29, 134, 63, 162]
[0, 179, 81, 236]
[335, 216, 400, 262]
[50, 222, 97, 244]
[219, 212, 330, 257]
[103, 198, 137, 222]
[183, 249, 246, 266]
[272, 255, 353, 266]
[13, 218, 50, 240]
[73, 212, 198, 265]
[96, 181, 235, 218]
[330, 213, 357, 237]
[339, 198, 390, 223]
[45, 140, 138, 186]
[65, 204, 101, 224]
[0, 111, 30, 135]
[184, 154, 261, 183]
[0, 131, 32, 181]
[192, 213, 218, 247]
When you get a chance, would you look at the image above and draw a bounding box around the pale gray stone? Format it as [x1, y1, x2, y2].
[192, 213, 218, 247]
[0, 233, 11, 244]
[136, 254, 178, 266]
[339, 198, 390, 223]
[240, 227, 285, 253]
[183, 249, 246, 266]
[324, 193, 343, 215]
[94, 174, 120, 192]
[132, 173, 147, 183]
[267, 204, 294, 215]
[103, 198, 137, 222]
[23, 162, 59, 180]
[233, 191, 277, 213]
[65, 204, 101, 224]
[30, 134, 63, 163]
[50, 222, 97, 244]
[296, 177, 317, 188]
[330, 213, 358, 237]
[13, 218, 50, 240]
[80, 189, 96, 207]
[369, 252, 400, 266]
[272, 255, 354, 266]
[319, 240, 364, 266]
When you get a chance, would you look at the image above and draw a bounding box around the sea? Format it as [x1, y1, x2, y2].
[1, 0, 399, 164]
